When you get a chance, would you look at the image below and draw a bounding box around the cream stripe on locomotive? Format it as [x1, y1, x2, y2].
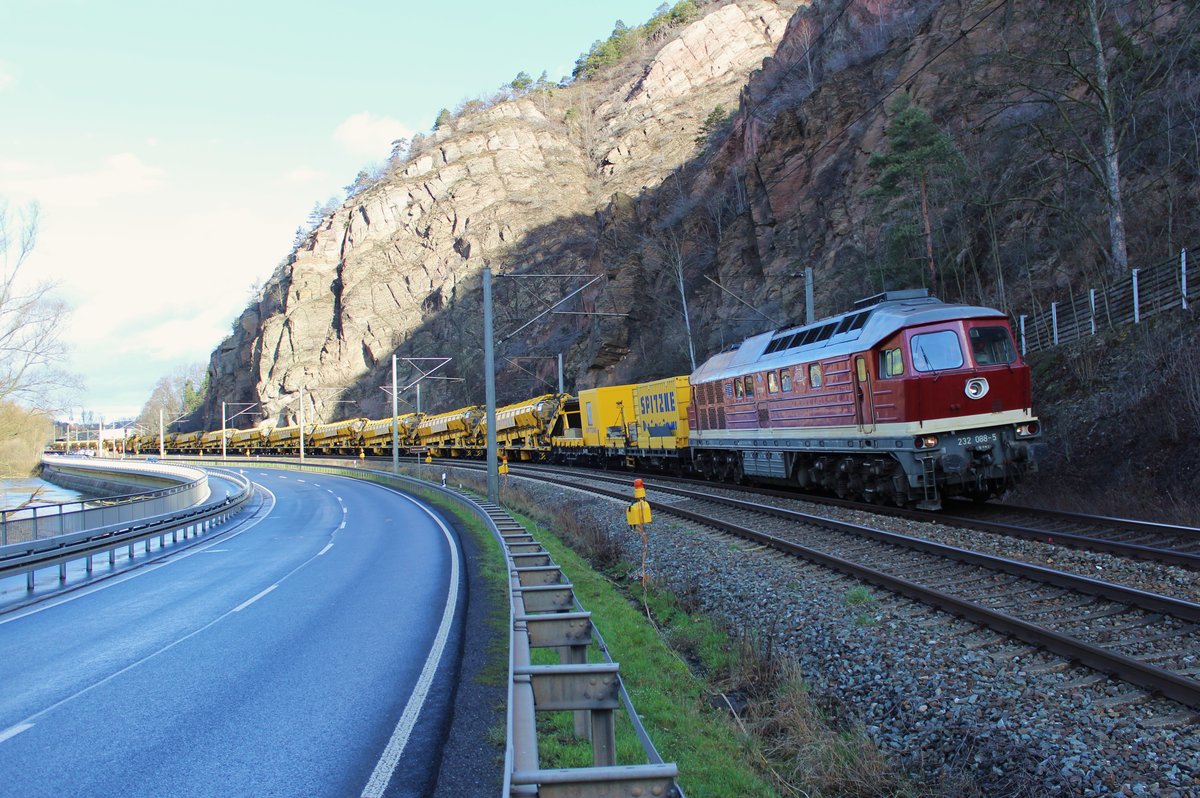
[689, 408, 1036, 447]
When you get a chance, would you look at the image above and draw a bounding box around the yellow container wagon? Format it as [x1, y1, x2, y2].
[632, 375, 691, 457]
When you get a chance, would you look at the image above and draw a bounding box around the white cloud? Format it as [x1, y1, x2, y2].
[0, 153, 165, 208]
[0, 61, 14, 92]
[332, 112, 412, 159]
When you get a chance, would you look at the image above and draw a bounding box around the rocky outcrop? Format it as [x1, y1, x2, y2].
[201, 0, 800, 427]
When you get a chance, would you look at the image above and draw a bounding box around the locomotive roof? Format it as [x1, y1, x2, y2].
[690, 293, 1007, 383]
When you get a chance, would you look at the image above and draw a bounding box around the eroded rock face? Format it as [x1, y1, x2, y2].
[201, 0, 800, 426]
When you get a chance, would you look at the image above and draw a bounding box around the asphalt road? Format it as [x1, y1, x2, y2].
[0, 468, 466, 797]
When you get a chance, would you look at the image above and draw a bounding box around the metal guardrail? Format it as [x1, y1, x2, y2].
[0, 463, 252, 593]
[189, 458, 680, 798]
[1, 456, 212, 546]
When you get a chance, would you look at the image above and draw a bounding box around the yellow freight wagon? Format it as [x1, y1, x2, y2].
[417, 406, 485, 454]
[488, 393, 570, 460]
[579, 384, 637, 447]
[360, 413, 421, 455]
[229, 426, 270, 455]
[551, 384, 636, 465]
[633, 375, 691, 452]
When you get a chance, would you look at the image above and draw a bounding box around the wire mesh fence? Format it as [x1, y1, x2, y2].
[1015, 248, 1196, 354]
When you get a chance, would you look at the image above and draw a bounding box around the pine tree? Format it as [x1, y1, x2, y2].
[867, 95, 965, 296]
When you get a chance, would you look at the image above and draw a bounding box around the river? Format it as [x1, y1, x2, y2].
[0, 476, 87, 511]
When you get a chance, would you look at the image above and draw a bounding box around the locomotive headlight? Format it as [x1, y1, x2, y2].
[914, 434, 940, 449]
[964, 378, 990, 400]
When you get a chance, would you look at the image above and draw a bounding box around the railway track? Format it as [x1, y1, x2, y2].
[451, 460, 1200, 710]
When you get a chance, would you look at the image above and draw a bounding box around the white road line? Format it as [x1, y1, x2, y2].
[232, 584, 277, 613]
[297, 479, 306, 483]
[317, 543, 334, 556]
[338, 521, 346, 530]
[0, 723, 33, 744]
[360, 492, 461, 798]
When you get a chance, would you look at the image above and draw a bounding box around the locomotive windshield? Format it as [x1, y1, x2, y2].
[910, 330, 964, 372]
[968, 325, 1017, 366]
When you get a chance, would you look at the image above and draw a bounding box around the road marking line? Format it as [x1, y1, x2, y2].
[338, 521, 346, 529]
[361, 492, 461, 798]
[232, 584, 277, 613]
[317, 543, 333, 556]
[0, 723, 33, 744]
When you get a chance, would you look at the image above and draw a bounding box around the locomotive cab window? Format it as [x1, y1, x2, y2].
[809, 363, 823, 388]
[911, 331, 964, 372]
[780, 370, 793, 392]
[767, 371, 779, 394]
[969, 326, 1017, 366]
[744, 376, 755, 399]
[734, 379, 745, 399]
[880, 347, 904, 377]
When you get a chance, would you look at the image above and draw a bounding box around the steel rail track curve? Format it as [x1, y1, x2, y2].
[452, 460, 1200, 710]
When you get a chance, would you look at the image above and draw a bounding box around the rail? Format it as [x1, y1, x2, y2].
[187, 458, 680, 798]
[0, 464, 252, 592]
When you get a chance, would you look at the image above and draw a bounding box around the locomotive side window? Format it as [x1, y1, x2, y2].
[969, 326, 1017, 366]
[767, 371, 779, 394]
[881, 348, 904, 377]
[809, 363, 823, 388]
[780, 370, 793, 392]
[911, 331, 964, 372]
[744, 376, 755, 398]
[734, 379, 744, 400]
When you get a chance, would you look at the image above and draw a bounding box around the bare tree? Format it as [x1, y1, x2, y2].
[647, 228, 697, 371]
[0, 201, 73, 408]
[992, 0, 1197, 279]
[135, 364, 206, 434]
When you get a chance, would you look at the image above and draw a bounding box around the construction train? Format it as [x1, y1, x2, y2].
[124, 291, 1042, 510]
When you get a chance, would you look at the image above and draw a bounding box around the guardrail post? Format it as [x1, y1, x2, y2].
[86, 554, 93, 574]
[59, 562, 67, 583]
[109, 548, 116, 566]
[1132, 268, 1141, 323]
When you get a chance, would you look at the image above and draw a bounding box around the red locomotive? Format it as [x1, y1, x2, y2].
[687, 290, 1041, 509]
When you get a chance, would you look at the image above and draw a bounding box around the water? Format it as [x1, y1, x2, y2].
[0, 476, 86, 511]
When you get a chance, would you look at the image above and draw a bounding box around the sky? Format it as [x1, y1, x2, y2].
[0, 0, 665, 422]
